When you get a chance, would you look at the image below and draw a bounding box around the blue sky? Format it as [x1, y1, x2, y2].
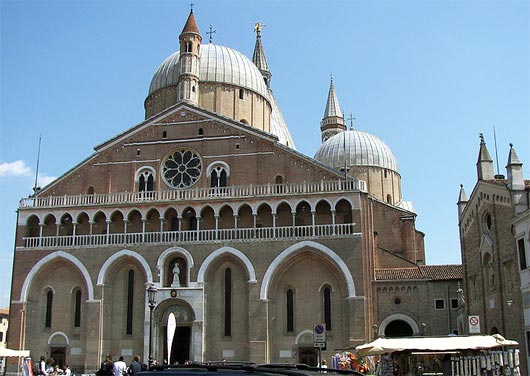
[1, 0, 529, 310]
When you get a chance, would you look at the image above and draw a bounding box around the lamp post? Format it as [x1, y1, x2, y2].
[147, 285, 157, 368]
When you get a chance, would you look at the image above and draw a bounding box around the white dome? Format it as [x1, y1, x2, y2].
[314, 130, 398, 172]
[149, 44, 269, 98]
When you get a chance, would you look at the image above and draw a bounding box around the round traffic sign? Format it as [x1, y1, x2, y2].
[314, 324, 325, 334]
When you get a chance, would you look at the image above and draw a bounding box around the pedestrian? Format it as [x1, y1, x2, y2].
[39, 356, 47, 376]
[64, 364, 71, 376]
[127, 356, 142, 376]
[320, 359, 328, 373]
[114, 356, 127, 376]
[96, 355, 114, 376]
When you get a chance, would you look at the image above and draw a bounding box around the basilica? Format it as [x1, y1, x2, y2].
[8, 10, 463, 372]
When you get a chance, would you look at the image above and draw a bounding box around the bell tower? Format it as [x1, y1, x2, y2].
[177, 9, 202, 105]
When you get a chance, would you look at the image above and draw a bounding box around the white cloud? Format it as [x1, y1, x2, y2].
[0, 160, 56, 189]
[38, 174, 57, 187]
[0, 160, 32, 177]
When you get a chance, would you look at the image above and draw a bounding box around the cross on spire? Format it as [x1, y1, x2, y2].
[206, 24, 216, 43]
[347, 113, 356, 130]
[189, 3, 194, 12]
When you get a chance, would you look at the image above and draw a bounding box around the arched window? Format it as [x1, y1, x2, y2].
[323, 286, 332, 330]
[45, 290, 53, 328]
[224, 268, 232, 337]
[286, 289, 294, 333]
[74, 289, 81, 328]
[185, 42, 192, 53]
[126, 269, 134, 335]
[386, 194, 392, 204]
[211, 167, 227, 188]
[207, 162, 230, 188]
[139, 171, 154, 192]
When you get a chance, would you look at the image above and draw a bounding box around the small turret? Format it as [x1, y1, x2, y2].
[506, 143, 527, 214]
[506, 143, 524, 190]
[252, 22, 272, 88]
[457, 184, 468, 223]
[320, 78, 346, 143]
[476, 133, 494, 180]
[177, 9, 202, 105]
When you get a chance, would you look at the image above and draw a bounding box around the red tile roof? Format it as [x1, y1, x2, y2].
[181, 10, 200, 34]
[375, 265, 463, 281]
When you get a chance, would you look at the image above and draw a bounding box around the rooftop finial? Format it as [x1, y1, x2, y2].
[510, 142, 513, 148]
[207, 24, 216, 43]
[347, 113, 356, 130]
[254, 22, 265, 37]
[190, 2, 194, 12]
[479, 132, 485, 144]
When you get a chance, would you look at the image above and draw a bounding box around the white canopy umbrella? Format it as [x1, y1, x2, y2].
[0, 347, 30, 357]
[356, 334, 518, 357]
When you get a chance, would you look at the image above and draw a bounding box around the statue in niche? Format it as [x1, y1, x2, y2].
[172, 263, 181, 287]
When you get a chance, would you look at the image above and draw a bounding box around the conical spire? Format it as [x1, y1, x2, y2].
[252, 22, 272, 87]
[181, 9, 200, 34]
[476, 133, 494, 180]
[507, 143, 522, 166]
[323, 78, 343, 118]
[457, 184, 468, 222]
[506, 143, 524, 190]
[320, 78, 346, 143]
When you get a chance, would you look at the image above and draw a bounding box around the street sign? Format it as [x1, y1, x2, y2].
[313, 324, 326, 342]
[468, 315, 480, 334]
[314, 323, 326, 349]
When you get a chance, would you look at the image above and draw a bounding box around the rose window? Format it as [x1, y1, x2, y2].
[162, 149, 202, 188]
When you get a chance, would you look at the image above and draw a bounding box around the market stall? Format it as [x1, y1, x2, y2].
[355, 334, 520, 376]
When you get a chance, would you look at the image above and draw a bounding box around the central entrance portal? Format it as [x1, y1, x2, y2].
[170, 327, 190, 364]
[298, 346, 318, 366]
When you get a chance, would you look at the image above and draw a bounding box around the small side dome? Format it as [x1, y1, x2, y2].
[314, 130, 398, 172]
[148, 44, 269, 98]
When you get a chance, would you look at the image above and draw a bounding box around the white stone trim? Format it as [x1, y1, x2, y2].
[378, 313, 420, 336]
[47, 331, 69, 345]
[206, 161, 230, 177]
[260, 241, 356, 300]
[20, 251, 94, 302]
[294, 329, 313, 345]
[158, 247, 195, 286]
[134, 165, 157, 183]
[197, 246, 257, 283]
[96, 249, 153, 285]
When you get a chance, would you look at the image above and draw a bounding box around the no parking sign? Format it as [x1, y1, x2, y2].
[468, 315, 480, 334]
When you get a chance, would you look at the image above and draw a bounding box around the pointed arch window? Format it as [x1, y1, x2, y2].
[45, 290, 53, 328]
[139, 171, 154, 192]
[207, 162, 230, 188]
[126, 269, 134, 335]
[286, 289, 294, 333]
[136, 167, 156, 193]
[74, 289, 82, 328]
[211, 167, 227, 188]
[323, 286, 332, 330]
[224, 268, 232, 337]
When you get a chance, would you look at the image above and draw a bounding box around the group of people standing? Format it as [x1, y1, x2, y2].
[36, 356, 71, 376]
[96, 354, 145, 376]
